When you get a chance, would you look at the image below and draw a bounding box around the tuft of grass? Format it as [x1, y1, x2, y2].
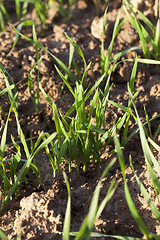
[100, 6, 141, 87]
[123, 0, 160, 59]
[11, 27, 127, 174]
[33, 0, 49, 35]
[0, 0, 49, 34]
[0, 66, 57, 209]
[40, 71, 122, 174]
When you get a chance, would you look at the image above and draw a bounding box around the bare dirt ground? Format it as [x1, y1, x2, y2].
[1, 0, 160, 239]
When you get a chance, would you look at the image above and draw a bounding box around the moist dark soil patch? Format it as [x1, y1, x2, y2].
[1, 0, 160, 239]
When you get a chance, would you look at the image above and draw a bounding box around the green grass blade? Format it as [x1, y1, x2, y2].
[61, 42, 75, 93]
[32, 25, 39, 61]
[103, 11, 120, 73]
[88, 88, 99, 117]
[140, 24, 160, 58]
[5, 131, 56, 203]
[113, 130, 150, 238]
[81, 62, 91, 85]
[63, 171, 71, 240]
[52, 103, 62, 144]
[135, 58, 160, 64]
[0, 93, 18, 161]
[123, 5, 150, 59]
[15, 114, 30, 159]
[121, 57, 137, 145]
[0, 8, 5, 32]
[144, 106, 152, 138]
[8, 20, 36, 56]
[137, 9, 155, 33]
[101, 7, 108, 72]
[110, 46, 141, 62]
[0, 63, 14, 82]
[35, 132, 57, 155]
[0, 229, 9, 240]
[12, 27, 78, 82]
[96, 177, 118, 218]
[15, 0, 21, 21]
[65, 32, 87, 69]
[84, 73, 106, 101]
[108, 100, 134, 116]
[39, 84, 53, 107]
[0, 1, 11, 31]
[75, 158, 117, 240]
[129, 56, 137, 93]
[155, 19, 160, 49]
[130, 157, 160, 224]
[22, 1, 28, 20]
[148, 137, 160, 152]
[65, 32, 88, 84]
[75, 83, 86, 122]
[55, 65, 75, 96]
[121, 113, 130, 146]
[42, 134, 57, 177]
[28, 55, 44, 111]
[127, 84, 160, 189]
[0, 85, 15, 97]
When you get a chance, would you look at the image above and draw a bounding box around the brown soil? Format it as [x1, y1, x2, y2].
[0, 0, 160, 239]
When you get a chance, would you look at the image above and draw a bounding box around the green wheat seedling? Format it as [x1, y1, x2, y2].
[123, 0, 160, 59]
[28, 25, 43, 113]
[0, 108, 57, 210]
[0, 73, 57, 209]
[39, 33, 126, 173]
[101, 7, 141, 77]
[62, 158, 118, 240]
[0, 82, 15, 123]
[14, 0, 21, 21]
[0, 0, 29, 32]
[0, 94, 18, 210]
[108, 56, 160, 147]
[108, 57, 139, 147]
[10, 0, 29, 22]
[0, 63, 19, 116]
[0, 0, 49, 34]
[42, 131, 68, 177]
[64, 33, 89, 86]
[8, 20, 36, 57]
[0, 0, 11, 31]
[114, 83, 160, 240]
[12, 26, 78, 85]
[113, 127, 159, 240]
[63, 155, 151, 240]
[60, 42, 75, 94]
[33, 0, 49, 35]
[14, 27, 126, 173]
[51, 0, 76, 21]
[40, 66, 126, 173]
[17, 0, 49, 34]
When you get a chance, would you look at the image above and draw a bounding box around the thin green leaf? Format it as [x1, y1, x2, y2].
[113, 130, 150, 238]
[63, 171, 71, 240]
[12, 27, 78, 83]
[130, 157, 160, 224]
[0, 229, 9, 240]
[8, 20, 36, 56]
